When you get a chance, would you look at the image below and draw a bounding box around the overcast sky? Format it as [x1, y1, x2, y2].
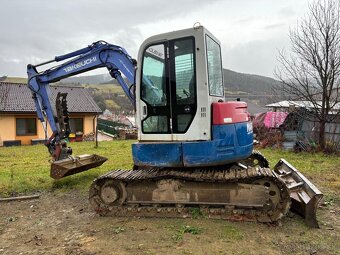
[0, 0, 313, 78]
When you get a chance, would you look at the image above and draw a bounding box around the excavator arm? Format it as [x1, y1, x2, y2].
[27, 41, 137, 177]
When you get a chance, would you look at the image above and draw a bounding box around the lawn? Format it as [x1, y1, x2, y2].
[0, 141, 339, 254]
[0, 140, 134, 195]
[0, 141, 339, 199]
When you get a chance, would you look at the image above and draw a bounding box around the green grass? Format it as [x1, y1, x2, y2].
[0, 143, 339, 254]
[259, 147, 340, 199]
[172, 225, 202, 242]
[220, 223, 244, 240]
[0, 140, 134, 196]
[259, 148, 340, 173]
[0, 142, 339, 200]
[104, 99, 120, 109]
[84, 83, 125, 94]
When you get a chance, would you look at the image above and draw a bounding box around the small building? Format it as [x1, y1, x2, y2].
[266, 100, 340, 148]
[0, 82, 102, 146]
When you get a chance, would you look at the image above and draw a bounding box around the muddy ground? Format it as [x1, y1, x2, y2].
[0, 190, 339, 255]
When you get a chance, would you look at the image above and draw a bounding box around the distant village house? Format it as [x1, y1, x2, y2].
[0, 82, 102, 146]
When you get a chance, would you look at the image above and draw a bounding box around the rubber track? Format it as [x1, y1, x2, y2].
[89, 166, 291, 223]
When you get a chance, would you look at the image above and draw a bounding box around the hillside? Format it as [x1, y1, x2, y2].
[223, 69, 281, 105]
[59, 69, 281, 97]
[84, 83, 133, 114]
[59, 68, 281, 107]
[223, 69, 280, 94]
[3, 68, 280, 113]
[60, 73, 112, 85]
[1, 76, 27, 83]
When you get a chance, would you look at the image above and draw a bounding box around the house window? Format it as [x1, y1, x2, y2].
[16, 118, 37, 136]
[69, 118, 83, 133]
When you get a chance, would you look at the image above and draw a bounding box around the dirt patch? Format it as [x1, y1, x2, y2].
[0, 190, 339, 255]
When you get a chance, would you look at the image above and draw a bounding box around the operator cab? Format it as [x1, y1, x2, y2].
[133, 26, 253, 168]
[135, 26, 224, 142]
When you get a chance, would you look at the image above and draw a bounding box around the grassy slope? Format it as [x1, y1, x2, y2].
[2, 77, 27, 83]
[84, 83, 124, 94]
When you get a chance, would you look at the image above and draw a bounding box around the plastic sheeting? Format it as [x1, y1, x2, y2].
[254, 111, 288, 128]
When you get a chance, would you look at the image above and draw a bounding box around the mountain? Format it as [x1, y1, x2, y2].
[222, 69, 281, 105]
[2, 77, 28, 84]
[223, 69, 280, 95]
[3, 69, 281, 112]
[3, 69, 280, 94]
[55, 68, 280, 93]
[59, 73, 112, 85]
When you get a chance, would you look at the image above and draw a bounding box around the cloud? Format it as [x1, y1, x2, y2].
[278, 5, 296, 17]
[263, 23, 285, 30]
[0, 0, 311, 77]
[0, 0, 223, 76]
[222, 37, 290, 78]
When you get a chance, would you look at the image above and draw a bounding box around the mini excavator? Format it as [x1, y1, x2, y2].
[27, 26, 323, 227]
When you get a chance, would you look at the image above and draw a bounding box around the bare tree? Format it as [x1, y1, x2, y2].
[275, 0, 340, 150]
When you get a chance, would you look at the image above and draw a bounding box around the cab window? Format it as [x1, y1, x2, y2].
[206, 35, 223, 97]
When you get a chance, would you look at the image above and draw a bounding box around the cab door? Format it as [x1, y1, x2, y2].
[140, 37, 197, 137]
[140, 42, 170, 134]
[169, 38, 197, 133]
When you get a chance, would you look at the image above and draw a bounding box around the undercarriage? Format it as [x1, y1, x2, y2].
[89, 165, 290, 223]
[89, 153, 323, 227]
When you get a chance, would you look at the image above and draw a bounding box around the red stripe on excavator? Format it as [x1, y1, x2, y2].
[212, 102, 250, 125]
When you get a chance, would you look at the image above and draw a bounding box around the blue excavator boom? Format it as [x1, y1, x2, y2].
[27, 41, 136, 164]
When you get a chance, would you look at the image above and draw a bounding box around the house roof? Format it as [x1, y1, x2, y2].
[266, 100, 315, 108]
[266, 100, 340, 109]
[266, 100, 340, 114]
[0, 82, 102, 114]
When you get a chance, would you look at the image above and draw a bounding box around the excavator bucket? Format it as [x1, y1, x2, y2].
[274, 159, 323, 228]
[50, 154, 108, 179]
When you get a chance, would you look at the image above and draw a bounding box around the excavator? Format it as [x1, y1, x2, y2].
[27, 26, 323, 227]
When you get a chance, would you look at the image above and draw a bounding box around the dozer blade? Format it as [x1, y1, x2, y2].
[274, 159, 323, 228]
[51, 154, 108, 179]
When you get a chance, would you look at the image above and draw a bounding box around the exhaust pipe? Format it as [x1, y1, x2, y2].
[274, 159, 323, 228]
